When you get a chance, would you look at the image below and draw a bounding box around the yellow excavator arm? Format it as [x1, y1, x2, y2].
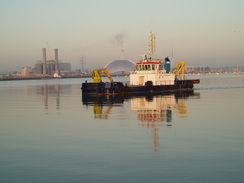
[92, 68, 113, 83]
[171, 61, 186, 80]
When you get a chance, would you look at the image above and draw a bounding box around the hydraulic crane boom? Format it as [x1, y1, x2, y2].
[92, 68, 113, 83]
[171, 61, 186, 80]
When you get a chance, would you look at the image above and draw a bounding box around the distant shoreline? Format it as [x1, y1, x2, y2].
[0, 75, 91, 81]
[0, 74, 129, 81]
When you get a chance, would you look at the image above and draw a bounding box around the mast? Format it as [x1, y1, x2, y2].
[149, 32, 156, 59]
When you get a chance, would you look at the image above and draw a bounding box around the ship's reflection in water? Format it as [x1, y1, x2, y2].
[82, 90, 200, 151]
[82, 94, 125, 119]
[130, 91, 200, 151]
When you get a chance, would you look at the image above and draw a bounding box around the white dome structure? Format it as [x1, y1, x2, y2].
[104, 60, 136, 73]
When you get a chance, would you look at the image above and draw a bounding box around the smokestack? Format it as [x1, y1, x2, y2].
[121, 49, 125, 60]
[54, 48, 59, 74]
[42, 48, 47, 75]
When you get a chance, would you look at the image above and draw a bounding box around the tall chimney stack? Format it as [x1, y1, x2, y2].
[42, 48, 47, 75]
[121, 49, 125, 60]
[54, 48, 59, 74]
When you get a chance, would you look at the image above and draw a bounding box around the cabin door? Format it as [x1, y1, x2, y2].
[138, 76, 144, 85]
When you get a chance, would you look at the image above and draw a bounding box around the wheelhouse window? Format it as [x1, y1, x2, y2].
[137, 64, 160, 70]
[159, 64, 164, 70]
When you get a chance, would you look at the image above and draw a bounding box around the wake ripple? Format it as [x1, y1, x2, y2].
[194, 85, 244, 90]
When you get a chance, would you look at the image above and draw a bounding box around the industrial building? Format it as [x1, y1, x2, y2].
[34, 48, 71, 76]
[21, 66, 33, 75]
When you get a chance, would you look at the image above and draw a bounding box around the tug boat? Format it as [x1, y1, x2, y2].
[82, 33, 200, 96]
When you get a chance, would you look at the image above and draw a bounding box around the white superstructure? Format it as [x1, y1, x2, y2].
[130, 57, 175, 86]
[130, 32, 175, 86]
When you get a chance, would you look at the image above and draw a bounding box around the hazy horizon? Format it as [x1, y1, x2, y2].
[1, 0, 243, 73]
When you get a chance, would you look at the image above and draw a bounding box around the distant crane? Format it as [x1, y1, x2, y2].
[80, 55, 86, 72]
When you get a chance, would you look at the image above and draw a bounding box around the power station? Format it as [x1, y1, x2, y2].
[35, 48, 63, 76]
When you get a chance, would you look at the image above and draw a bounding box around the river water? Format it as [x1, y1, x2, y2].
[0, 74, 244, 183]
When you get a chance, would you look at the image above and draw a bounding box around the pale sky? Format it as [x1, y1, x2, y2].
[0, 0, 243, 73]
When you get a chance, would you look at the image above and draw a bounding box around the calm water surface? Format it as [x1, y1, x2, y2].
[0, 74, 244, 183]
